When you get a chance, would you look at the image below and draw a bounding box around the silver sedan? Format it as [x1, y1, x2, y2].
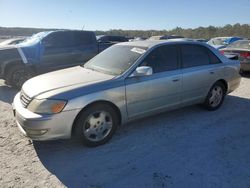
[13, 40, 241, 146]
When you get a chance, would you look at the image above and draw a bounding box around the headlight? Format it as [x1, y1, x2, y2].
[27, 99, 67, 114]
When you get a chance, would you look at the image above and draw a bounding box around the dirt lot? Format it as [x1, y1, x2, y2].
[0, 75, 250, 188]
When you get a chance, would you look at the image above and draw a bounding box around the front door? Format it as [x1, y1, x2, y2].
[38, 32, 80, 74]
[125, 44, 182, 118]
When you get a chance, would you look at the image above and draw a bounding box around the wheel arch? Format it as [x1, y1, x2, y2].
[3, 60, 24, 78]
[71, 100, 122, 136]
[215, 79, 228, 93]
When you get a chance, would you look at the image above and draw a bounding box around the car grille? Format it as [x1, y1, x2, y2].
[20, 90, 32, 108]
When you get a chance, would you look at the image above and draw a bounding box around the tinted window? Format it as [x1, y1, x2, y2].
[108, 36, 118, 42]
[181, 45, 209, 68]
[73, 31, 96, 45]
[142, 45, 178, 73]
[207, 49, 221, 64]
[43, 32, 73, 47]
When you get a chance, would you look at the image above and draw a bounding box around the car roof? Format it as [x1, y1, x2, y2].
[116, 39, 206, 48]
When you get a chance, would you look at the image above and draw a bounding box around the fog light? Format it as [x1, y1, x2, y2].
[25, 129, 48, 136]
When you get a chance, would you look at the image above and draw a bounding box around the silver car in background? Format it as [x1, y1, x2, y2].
[13, 40, 241, 146]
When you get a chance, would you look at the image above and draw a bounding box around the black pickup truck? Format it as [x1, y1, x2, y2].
[0, 30, 110, 88]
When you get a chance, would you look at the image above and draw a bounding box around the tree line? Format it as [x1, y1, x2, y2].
[0, 23, 249, 39]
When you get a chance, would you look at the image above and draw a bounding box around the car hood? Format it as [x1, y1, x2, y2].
[22, 66, 115, 98]
[0, 45, 16, 50]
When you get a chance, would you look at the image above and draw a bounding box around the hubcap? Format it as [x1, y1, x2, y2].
[83, 111, 113, 142]
[209, 86, 223, 107]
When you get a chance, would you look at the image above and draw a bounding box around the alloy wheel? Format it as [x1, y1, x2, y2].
[83, 111, 113, 142]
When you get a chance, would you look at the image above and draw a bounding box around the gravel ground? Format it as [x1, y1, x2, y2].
[0, 74, 250, 188]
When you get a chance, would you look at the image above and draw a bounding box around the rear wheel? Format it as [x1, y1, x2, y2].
[74, 103, 119, 147]
[203, 82, 226, 111]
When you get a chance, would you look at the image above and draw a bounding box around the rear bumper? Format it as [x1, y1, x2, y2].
[13, 93, 81, 140]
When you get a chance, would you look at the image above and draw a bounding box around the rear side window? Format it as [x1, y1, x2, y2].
[142, 45, 178, 73]
[181, 45, 209, 68]
[73, 31, 96, 45]
[207, 49, 221, 64]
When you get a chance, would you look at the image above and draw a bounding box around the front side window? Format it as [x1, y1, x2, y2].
[181, 45, 209, 68]
[142, 45, 178, 73]
[43, 32, 73, 48]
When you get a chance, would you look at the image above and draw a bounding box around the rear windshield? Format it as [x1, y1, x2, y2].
[84, 45, 147, 75]
[227, 40, 250, 50]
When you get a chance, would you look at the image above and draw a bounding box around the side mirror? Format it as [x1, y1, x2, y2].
[131, 66, 153, 77]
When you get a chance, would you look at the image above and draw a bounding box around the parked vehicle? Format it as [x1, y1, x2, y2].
[96, 35, 128, 51]
[13, 40, 241, 147]
[207, 36, 243, 49]
[129, 37, 147, 42]
[0, 30, 107, 88]
[148, 35, 184, 40]
[0, 37, 26, 46]
[192, 38, 208, 43]
[220, 40, 250, 72]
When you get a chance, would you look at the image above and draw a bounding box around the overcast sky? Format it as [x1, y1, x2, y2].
[0, 0, 249, 30]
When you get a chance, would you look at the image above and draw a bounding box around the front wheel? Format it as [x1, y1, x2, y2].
[5, 64, 32, 88]
[74, 103, 119, 147]
[203, 82, 226, 111]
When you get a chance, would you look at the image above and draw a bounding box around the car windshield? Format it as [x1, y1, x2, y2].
[18, 31, 51, 46]
[84, 45, 147, 75]
[227, 40, 250, 49]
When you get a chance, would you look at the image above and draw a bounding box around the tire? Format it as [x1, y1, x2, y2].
[73, 103, 119, 147]
[5, 64, 32, 89]
[203, 82, 226, 111]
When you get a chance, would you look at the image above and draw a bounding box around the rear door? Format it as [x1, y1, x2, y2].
[180, 44, 224, 105]
[125, 44, 182, 118]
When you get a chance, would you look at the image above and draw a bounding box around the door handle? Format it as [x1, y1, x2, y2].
[209, 69, 217, 74]
[172, 78, 180, 82]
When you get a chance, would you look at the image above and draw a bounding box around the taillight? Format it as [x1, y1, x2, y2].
[239, 52, 250, 59]
[220, 50, 224, 55]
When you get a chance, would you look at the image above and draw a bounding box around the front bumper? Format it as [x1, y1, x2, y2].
[13, 93, 81, 140]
